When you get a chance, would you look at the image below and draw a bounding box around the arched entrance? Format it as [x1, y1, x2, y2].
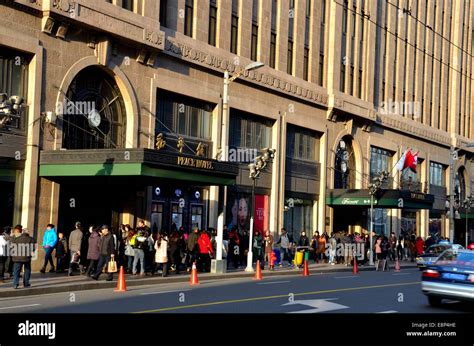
[61, 66, 127, 149]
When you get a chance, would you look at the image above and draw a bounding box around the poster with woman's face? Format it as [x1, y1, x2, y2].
[227, 193, 250, 234]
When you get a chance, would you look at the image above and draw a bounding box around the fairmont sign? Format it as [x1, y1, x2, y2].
[177, 156, 214, 170]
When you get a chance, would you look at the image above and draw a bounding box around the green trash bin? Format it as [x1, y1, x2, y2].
[304, 250, 310, 261]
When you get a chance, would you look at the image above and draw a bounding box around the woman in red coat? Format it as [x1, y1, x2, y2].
[415, 236, 425, 256]
[198, 230, 213, 273]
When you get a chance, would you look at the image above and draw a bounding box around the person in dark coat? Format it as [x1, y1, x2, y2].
[91, 225, 115, 281]
[168, 230, 182, 274]
[227, 227, 240, 269]
[10, 225, 35, 288]
[186, 227, 199, 271]
[55, 232, 68, 273]
[252, 231, 264, 269]
[86, 227, 101, 277]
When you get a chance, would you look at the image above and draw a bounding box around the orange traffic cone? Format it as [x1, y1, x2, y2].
[114, 266, 127, 292]
[352, 257, 359, 275]
[190, 261, 199, 286]
[303, 260, 310, 277]
[395, 258, 401, 272]
[254, 260, 263, 280]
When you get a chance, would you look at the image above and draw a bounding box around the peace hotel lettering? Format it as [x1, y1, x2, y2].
[177, 156, 214, 170]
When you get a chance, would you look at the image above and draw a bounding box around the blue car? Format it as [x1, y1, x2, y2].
[421, 249, 474, 306]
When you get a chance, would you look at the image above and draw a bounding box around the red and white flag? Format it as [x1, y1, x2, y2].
[408, 151, 419, 173]
[395, 150, 409, 171]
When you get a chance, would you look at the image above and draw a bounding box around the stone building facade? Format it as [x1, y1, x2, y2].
[0, 0, 473, 270]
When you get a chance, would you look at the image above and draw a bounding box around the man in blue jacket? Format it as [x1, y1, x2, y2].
[40, 224, 58, 273]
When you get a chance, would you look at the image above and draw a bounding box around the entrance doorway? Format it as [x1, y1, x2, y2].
[0, 181, 14, 229]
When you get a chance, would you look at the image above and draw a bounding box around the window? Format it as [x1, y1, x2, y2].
[156, 91, 213, 140]
[191, 205, 203, 230]
[184, 0, 194, 37]
[209, 0, 217, 46]
[171, 203, 183, 229]
[230, 0, 239, 53]
[0, 48, 29, 131]
[318, 0, 326, 85]
[251, 0, 259, 61]
[151, 203, 163, 233]
[229, 110, 273, 149]
[270, 0, 277, 68]
[340, 0, 348, 92]
[287, 41, 293, 75]
[286, 126, 318, 161]
[370, 147, 392, 179]
[159, 0, 168, 27]
[303, 47, 309, 81]
[122, 0, 133, 11]
[429, 162, 444, 186]
[251, 24, 258, 61]
[270, 32, 277, 68]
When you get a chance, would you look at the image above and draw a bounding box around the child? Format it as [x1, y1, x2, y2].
[55, 232, 68, 273]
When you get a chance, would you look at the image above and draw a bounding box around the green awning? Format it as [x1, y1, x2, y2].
[38, 149, 238, 186]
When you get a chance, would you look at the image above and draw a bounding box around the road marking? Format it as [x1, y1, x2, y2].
[0, 304, 41, 311]
[283, 298, 349, 313]
[140, 289, 191, 296]
[392, 273, 411, 275]
[377, 310, 397, 313]
[134, 281, 419, 313]
[257, 281, 291, 285]
[334, 276, 359, 279]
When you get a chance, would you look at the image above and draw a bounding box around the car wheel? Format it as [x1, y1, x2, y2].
[428, 296, 442, 307]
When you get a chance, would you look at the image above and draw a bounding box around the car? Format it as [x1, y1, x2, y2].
[416, 243, 464, 269]
[421, 249, 474, 306]
[467, 242, 474, 250]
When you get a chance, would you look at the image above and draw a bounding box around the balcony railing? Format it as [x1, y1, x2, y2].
[399, 177, 427, 193]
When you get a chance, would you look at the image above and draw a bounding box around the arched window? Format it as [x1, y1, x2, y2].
[62, 66, 126, 149]
[334, 136, 356, 189]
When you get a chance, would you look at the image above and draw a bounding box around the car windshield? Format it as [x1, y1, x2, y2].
[436, 251, 474, 263]
[426, 245, 447, 254]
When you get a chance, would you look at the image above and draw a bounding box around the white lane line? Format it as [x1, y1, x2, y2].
[139, 289, 191, 296]
[0, 304, 41, 311]
[377, 310, 397, 313]
[334, 276, 359, 279]
[257, 281, 291, 285]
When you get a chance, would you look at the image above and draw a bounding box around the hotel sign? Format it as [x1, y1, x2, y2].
[177, 156, 214, 170]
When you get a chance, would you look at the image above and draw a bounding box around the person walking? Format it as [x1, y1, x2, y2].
[0, 227, 9, 282]
[375, 236, 382, 262]
[415, 236, 425, 256]
[168, 230, 181, 275]
[68, 222, 84, 276]
[11, 225, 35, 289]
[132, 226, 149, 276]
[277, 228, 291, 267]
[86, 226, 101, 277]
[154, 231, 169, 277]
[389, 232, 397, 261]
[186, 227, 199, 271]
[55, 232, 68, 273]
[40, 224, 57, 273]
[91, 225, 116, 281]
[124, 226, 135, 274]
[317, 232, 327, 263]
[263, 230, 274, 270]
[252, 231, 264, 270]
[328, 233, 337, 265]
[197, 230, 213, 273]
[227, 227, 240, 269]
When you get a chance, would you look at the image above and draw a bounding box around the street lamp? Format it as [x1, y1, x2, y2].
[0, 93, 24, 128]
[463, 196, 473, 248]
[214, 62, 265, 273]
[245, 148, 276, 273]
[368, 171, 389, 266]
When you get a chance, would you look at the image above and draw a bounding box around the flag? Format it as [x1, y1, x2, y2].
[395, 150, 408, 171]
[409, 151, 419, 173]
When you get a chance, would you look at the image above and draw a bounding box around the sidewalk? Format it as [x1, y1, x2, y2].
[0, 261, 418, 298]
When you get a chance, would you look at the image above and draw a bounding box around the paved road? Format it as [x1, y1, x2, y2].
[0, 268, 470, 313]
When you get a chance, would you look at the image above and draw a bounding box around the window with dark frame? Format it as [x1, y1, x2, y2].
[184, 0, 194, 37]
[270, 0, 277, 68]
[122, 0, 133, 11]
[159, 0, 168, 27]
[251, 0, 259, 61]
[229, 110, 273, 150]
[209, 0, 217, 46]
[231, 0, 239, 54]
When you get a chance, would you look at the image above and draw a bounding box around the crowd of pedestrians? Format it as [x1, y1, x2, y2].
[0, 220, 460, 289]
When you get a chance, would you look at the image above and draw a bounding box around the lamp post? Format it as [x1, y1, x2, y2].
[463, 196, 473, 248]
[213, 62, 264, 273]
[0, 93, 24, 129]
[245, 148, 275, 272]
